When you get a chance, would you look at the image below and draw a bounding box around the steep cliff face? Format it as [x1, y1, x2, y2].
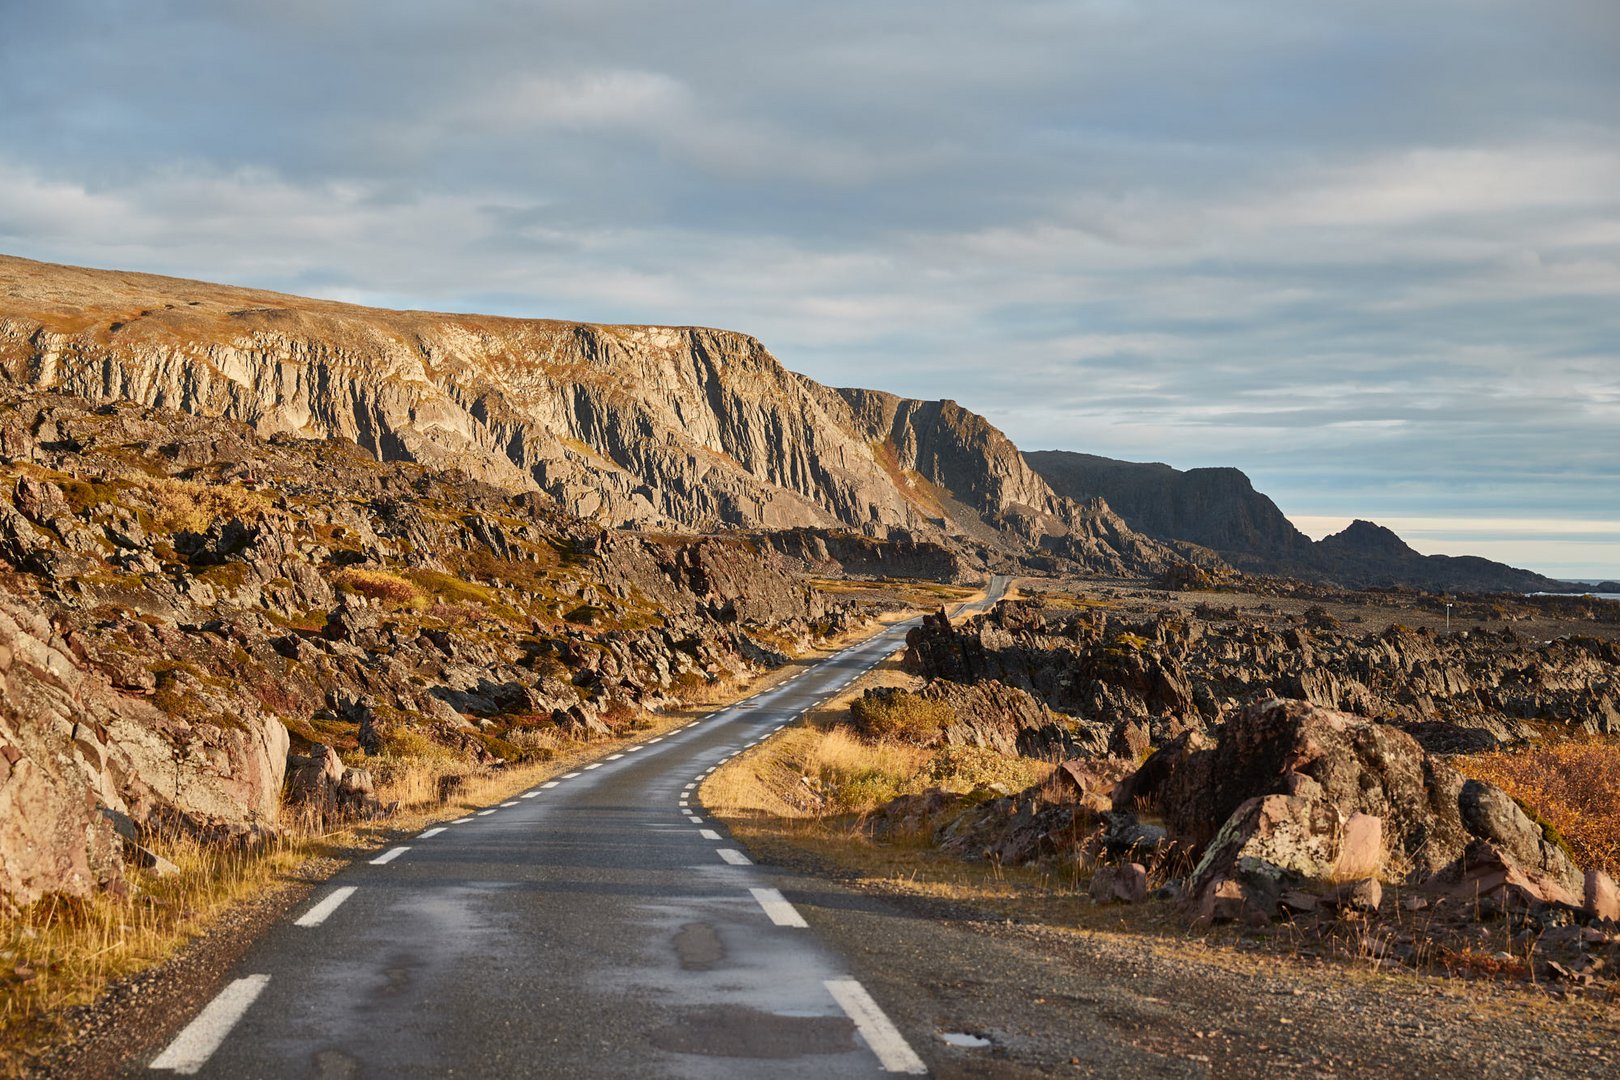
[1028, 449, 1561, 592]
[0, 256, 1188, 576]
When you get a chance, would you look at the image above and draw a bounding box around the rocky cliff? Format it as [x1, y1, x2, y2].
[1027, 449, 1563, 592]
[0, 255, 1187, 577]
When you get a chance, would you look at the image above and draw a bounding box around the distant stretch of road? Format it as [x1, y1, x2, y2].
[139, 576, 1009, 1078]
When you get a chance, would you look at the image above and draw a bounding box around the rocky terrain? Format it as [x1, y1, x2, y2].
[831, 590, 1620, 984]
[0, 390, 894, 911]
[0, 255, 1191, 578]
[903, 595, 1620, 755]
[1027, 448, 1571, 592]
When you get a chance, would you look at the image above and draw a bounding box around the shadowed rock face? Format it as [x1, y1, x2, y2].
[0, 255, 1187, 577]
[1026, 449, 1564, 592]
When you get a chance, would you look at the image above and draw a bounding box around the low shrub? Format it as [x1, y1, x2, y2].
[331, 567, 424, 607]
[141, 476, 274, 534]
[849, 689, 954, 745]
[925, 744, 1053, 795]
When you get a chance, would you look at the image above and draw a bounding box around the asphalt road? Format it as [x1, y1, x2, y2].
[137, 578, 1009, 1079]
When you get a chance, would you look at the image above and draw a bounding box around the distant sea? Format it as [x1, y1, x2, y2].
[1529, 592, 1620, 601]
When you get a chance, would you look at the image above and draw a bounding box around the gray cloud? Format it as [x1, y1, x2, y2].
[1, 0, 1616, 576]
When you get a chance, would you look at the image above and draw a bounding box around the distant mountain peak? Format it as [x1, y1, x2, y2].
[1318, 519, 1417, 558]
[1027, 449, 1560, 593]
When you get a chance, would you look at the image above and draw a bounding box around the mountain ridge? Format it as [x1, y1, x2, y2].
[0, 254, 1188, 578]
[1025, 449, 1567, 592]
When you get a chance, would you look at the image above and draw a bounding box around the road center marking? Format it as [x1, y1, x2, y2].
[824, 978, 928, 1074]
[699, 829, 721, 840]
[149, 973, 271, 1074]
[749, 887, 809, 928]
[371, 846, 410, 865]
[716, 848, 751, 866]
[294, 886, 357, 928]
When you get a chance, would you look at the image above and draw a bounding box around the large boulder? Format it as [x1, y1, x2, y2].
[1456, 779, 1583, 898]
[1120, 698, 1595, 923]
[1124, 698, 1469, 879]
[1188, 794, 1383, 922]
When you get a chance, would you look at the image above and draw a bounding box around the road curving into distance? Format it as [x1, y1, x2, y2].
[137, 576, 1010, 1078]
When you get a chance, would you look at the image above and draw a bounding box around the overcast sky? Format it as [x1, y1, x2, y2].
[2, 1, 1616, 579]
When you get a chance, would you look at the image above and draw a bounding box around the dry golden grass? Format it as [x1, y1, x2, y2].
[703, 725, 932, 819]
[0, 751, 569, 1065]
[1458, 736, 1620, 877]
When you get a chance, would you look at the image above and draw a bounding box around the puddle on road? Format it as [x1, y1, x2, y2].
[648, 1006, 856, 1058]
[673, 922, 725, 970]
[940, 1031, 993, 1048]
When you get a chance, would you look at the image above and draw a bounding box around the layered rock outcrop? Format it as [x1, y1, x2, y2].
[0, 255, 1189, 577]
[905, 599, 1620, 752]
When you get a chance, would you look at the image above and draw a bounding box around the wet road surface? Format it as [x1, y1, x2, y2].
[138, 579, 1007, 1078]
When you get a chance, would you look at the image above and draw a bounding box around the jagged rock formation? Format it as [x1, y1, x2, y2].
[760, 528, 975, 583]
[0, 392, 870, 908]
[0, 255, 1189, 577]
[905, 598, 1620, 754]
[1026, 449, 1565, 592]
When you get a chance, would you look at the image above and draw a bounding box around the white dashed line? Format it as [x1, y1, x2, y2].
[750, 887, 809, 928]
[417, 827, 446, 839]
[649, 738, 664, 744]
[500, 801, 519, 807]
[824, 978, 928, 1074]
[371, 846, 410, 865]
[626, 746, 643, 752]
[452, 816, 474, 824]
[542, 781, 560, 789]
[584, 763, 603, 771]
[688, 815, 703, 823]
[294, 886, 357, 928]
[716, 848, 751, 866]
[520, 792, 539, 799]
[679, 800, 689, 807]
[476, 809, 497, 817]
[607, 753, 624, 761]
[699, 828, 721, 840]
[149, 974, 271, 1074]
[563, 772, 582, 779]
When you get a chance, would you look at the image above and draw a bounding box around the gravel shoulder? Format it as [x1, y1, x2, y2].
[746, 833, 1620, 1078]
